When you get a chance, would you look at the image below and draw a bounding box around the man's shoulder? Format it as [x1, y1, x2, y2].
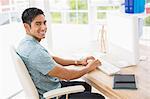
[16, 39, 38, 56]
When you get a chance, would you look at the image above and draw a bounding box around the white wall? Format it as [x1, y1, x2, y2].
[51, 24, 91, 52]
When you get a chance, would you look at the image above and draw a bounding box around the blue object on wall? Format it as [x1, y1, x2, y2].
[125, 0, 145, 14]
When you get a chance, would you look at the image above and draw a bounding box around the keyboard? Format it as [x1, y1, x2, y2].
[97, 60, 120, 76]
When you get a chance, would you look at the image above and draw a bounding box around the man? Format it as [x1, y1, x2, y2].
[17, 7, 105, 99]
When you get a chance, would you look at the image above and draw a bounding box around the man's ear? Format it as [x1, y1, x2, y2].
[23, 23, 30, 33]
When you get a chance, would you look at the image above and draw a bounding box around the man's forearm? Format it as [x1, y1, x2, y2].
[64, 67, 89, 80]
[53, 56, 81, 66]
[48, 65, 90, 80]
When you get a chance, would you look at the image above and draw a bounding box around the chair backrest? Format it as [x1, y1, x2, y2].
[10, 46, 39, 99]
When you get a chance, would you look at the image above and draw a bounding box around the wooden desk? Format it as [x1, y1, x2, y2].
[82, 45, 150, 99]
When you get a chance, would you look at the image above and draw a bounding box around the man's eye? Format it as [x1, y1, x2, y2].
[36, 23, 41, 26]
[44, 21, 47, 25]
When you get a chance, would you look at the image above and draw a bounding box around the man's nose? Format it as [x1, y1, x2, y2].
[41, 24, 47, 30]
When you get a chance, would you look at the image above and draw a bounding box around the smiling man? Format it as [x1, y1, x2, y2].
[16, 7, 105, 99]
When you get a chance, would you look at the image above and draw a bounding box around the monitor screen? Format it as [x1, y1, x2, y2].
[106, 12, 139, 67]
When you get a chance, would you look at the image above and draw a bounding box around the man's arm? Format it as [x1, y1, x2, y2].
[52, 56, 82, 66]
[52, 56, 95, 66]
[48, 59, 101, 80]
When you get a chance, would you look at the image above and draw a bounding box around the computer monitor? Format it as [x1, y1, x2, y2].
[106, 12, 139, 67]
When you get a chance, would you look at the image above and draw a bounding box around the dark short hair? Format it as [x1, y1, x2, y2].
[22, 7, 44, 26]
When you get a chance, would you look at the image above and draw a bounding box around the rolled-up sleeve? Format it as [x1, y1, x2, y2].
[29, 48, 58, 75]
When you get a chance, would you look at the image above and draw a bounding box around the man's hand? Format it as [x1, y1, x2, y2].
[79, 56, 95, 66]
[86, 59, 101, 72]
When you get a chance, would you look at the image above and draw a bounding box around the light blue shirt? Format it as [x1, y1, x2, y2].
[16, 35, 61, 98]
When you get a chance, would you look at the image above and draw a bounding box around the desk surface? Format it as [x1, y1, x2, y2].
[82, 45, 150, 99]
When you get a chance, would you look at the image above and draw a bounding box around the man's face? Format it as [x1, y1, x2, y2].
[25, 14, 47, 41]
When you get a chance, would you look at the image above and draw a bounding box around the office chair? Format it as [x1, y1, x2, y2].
[10, 46, 85, 99]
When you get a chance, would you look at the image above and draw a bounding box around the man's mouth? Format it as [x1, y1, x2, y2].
[39, 32, 45, 35]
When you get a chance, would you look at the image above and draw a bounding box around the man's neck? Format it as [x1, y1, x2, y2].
[27, 34, 41, 42]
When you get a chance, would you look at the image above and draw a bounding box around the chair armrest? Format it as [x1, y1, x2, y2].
[43, 85, 85, 99]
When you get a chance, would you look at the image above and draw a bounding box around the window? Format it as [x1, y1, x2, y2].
[97, 6, 119, 22]
[49, 0, 88, 24]
[49, 0, 121, 24]
[51, 12, 62, 23]
[144, 1, 150, 26]
[0, 0, 29, 26]
[147, 0, 150, 3]
[144, 16, 150, 26]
